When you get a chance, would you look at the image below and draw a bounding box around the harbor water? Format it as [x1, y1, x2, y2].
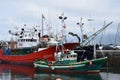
[0, 56, 120, 80]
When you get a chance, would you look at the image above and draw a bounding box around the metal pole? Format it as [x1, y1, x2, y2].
[41, 14, 44, 36]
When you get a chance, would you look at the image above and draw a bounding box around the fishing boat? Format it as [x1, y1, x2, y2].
[33, 38, 107, 74]
[33, 50, 107, 74]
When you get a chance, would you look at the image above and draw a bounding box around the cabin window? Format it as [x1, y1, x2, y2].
[21, 39, 25, 42]
[18, 39, 37, 42]
[26, 39, 28, 42]
[31, 39, 37, 42]
[73, 55, 76, 57]
[30, 39, 32, 42]
[25, 39, 37, 42]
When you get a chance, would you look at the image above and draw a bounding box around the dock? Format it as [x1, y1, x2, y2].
[96, 50, 120, 56]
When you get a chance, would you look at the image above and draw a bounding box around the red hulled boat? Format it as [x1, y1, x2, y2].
[0, 42, 79, 64]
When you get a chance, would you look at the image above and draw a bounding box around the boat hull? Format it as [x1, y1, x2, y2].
[0, 43, 79, 64]
[34, 57, 107, 74]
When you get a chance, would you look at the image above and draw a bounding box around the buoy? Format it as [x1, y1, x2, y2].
[89, 60, 92, 66]
[34, 64, 37, 68]
[51, 66, 55, 70]
[70, 65, 74, 69]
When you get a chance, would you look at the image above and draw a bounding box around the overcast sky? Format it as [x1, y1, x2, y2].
[0, 0, 120, 44]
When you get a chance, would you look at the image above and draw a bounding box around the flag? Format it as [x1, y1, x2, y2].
[42, 14, 45, 19]
[63, 23, 66, 28]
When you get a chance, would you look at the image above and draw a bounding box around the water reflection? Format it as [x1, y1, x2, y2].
[0, 63, 119, 80]
[0, 63, 36, 80]
[0, 63, 102, 80]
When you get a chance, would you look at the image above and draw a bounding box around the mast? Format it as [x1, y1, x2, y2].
[42, 14, 45, 36]
[59, 13, 67, 43]
[93, 28, 96, 59]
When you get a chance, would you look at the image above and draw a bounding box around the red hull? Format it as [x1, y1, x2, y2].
[0, 64, 35, 77]
[0, 43, 79, 64]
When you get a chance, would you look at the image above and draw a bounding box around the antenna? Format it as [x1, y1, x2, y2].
[77, 18, 84, 44]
